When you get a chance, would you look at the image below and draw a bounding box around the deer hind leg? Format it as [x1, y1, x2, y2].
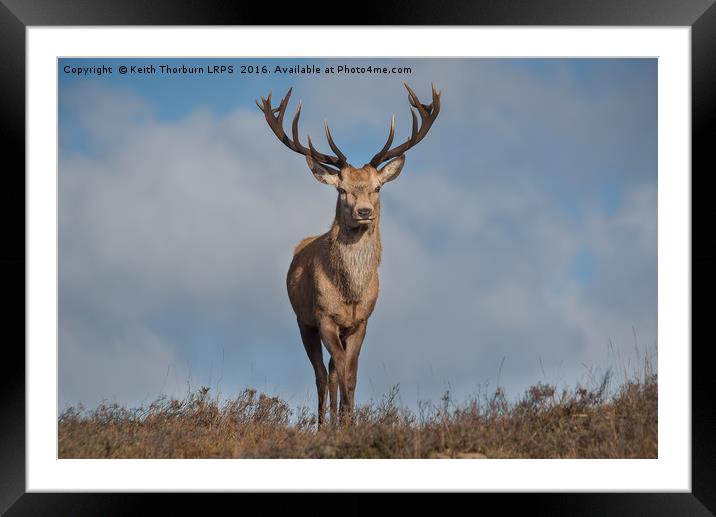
[298, 322, 328, 428]
[328, 358, 338, 423]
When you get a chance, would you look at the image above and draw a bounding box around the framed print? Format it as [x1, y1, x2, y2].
[2, 0, 713, 514]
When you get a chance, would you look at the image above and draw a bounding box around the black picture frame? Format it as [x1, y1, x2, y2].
[2, 1, 712, 514]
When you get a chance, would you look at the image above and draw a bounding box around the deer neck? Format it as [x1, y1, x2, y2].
[327, 214, 382, 303]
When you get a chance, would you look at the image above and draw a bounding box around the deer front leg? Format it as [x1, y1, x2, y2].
[342, 320, 367, 417]
[298, 322, 328, 427]
[317, 317, 349, 422]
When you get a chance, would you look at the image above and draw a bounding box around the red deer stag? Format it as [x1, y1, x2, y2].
[257, 83, 441, 425]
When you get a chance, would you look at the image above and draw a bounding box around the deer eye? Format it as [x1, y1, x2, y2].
[375, 186, 381, 193]
[337, 188, 346, 195]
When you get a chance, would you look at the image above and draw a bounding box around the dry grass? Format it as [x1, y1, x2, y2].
[59, 370, 657, 459]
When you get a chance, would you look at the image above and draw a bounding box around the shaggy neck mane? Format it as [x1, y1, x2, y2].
[327, 216, 382, 303]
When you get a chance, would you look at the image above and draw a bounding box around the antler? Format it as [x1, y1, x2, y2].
[370, 83, 441, 168]
[256, 88, 348, 171]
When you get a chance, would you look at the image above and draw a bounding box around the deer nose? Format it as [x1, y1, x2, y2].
[357, 208, 373, 219]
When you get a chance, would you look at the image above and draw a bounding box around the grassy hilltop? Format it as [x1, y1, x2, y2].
[59, 369, 657, 459]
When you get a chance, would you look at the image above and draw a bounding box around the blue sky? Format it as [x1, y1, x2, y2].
[58, 58, 657, 412]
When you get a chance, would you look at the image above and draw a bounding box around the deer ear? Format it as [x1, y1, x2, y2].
[377, 155, 405, 184]
[306, 156, 340, 186]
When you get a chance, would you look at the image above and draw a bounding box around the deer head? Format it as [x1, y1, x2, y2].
[256, 83, 441, 231]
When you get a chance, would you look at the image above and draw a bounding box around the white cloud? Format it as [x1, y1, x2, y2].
[59, 316, 190, 409]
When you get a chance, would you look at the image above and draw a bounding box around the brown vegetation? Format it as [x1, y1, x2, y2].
[58, 371, 657, 459]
